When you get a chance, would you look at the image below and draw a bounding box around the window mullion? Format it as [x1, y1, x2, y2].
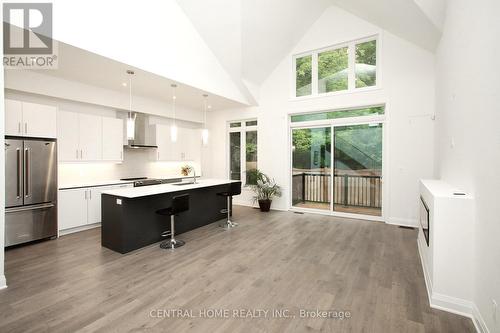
[348, 42, 355, 91]
[241, 129, 246, 185]
[312, 52, 318, 95]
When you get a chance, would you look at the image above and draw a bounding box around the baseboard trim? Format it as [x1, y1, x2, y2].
[0, 274, 7, 290]
[233, 201, 288, 212]
[59, 222, 101, 236]
[386, 217, 418, 227]
[417, 234, 485, 332]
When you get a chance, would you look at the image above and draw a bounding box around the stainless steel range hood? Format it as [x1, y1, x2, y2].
[125, 112, 158, 149]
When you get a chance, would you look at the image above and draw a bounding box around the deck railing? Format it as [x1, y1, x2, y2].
[292, 173, 382, 208]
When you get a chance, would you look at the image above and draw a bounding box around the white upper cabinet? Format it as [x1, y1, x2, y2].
[22, 102, 57, 138]
[151, 125, 201, 162]
[5, 99, 57, 138]
[57, 110, 104, 162]
[57, 111, 80, 161]
[5, 99, 23, 136]
[78, 113, 102, 161]
[102, 117, 124, 161]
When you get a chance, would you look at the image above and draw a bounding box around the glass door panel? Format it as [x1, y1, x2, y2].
[333, 123, 382, 216]
[291, 127, 331, 210]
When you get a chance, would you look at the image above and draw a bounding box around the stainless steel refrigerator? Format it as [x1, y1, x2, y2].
[5, 138, 57, 246]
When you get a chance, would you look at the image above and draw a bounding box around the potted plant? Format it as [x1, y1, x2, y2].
[249, 170, 282, 212]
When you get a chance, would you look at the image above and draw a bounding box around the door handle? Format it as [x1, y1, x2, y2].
[16, 148, 22, 198]
[24, 148, 30, 198]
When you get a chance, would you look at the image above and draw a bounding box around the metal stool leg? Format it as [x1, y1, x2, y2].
[160, 215, 185, 249]
[222, 196, 237, 229]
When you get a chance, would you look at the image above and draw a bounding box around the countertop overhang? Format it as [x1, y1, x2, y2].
[101, 178, 240, 198]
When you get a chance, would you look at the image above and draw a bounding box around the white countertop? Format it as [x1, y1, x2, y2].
[101, 178, 240, 198]
[59, 179, 134, 190]
[58, 175, 198, 190]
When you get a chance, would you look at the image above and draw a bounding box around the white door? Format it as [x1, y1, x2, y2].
[58, 188, 88, 230]
[22, 102, 57, 138]
[79, 114, 102, 161]
[185, 128, 201, 161]
[102, 117, 123, 161]
[57, 110, 80, 161]
[87, 187, 105, 224]
[5, 99, 23, 136]
[155, 124, 173, 161]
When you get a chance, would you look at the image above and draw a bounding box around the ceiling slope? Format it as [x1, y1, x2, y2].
[331, 0, 443, 51]
[49, 0, 251, 106]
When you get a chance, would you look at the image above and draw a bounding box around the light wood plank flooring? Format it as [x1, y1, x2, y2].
[0, 206, 474, 332]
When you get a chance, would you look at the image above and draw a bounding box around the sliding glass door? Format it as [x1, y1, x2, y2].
[291, 127, 331, 210]
[333, 123, 382, 216]
[291, 123, 382, 217]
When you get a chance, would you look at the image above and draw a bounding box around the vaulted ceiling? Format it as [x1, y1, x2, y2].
[177, 0, 446, 103]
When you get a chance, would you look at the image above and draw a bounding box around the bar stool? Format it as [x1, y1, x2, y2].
[156, 194, 190, 249]
[217, 182, 242, 229]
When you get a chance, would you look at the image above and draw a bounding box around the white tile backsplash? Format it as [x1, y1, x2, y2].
[58, 148, 201, 185]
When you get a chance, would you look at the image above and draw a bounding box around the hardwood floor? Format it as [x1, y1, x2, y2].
[0, 206, 474, 332]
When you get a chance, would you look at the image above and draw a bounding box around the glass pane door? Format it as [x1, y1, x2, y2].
[333, 123, 382, 216]
[291, 127, 331, 210]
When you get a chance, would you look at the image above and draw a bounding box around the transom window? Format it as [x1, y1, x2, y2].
[294, 36, 378, 98]
[228, 120, 258, 185]
[291, 106, 384, 123]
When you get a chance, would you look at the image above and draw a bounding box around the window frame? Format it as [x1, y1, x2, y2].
[292, 35, 380, 100]
[227, 119, 258, 186]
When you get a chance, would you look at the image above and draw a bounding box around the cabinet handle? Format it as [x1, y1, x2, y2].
[24, 122, 27, 134]
[120, 151, 123, 160]
[80, 149, 83, 159]
[89, 190, 92, 200]
[76, 149, 79, 159]
[84, 190, 87, 200]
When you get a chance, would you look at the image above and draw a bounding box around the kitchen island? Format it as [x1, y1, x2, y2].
[101, 179, 241, 253]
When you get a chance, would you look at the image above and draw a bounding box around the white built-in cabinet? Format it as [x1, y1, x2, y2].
[102, 117, 124, 161]
[152, 124, 201, 162]
[58, 183, 133, 233]
[57, 110, 123, 162]
[5, 99, 57, 138]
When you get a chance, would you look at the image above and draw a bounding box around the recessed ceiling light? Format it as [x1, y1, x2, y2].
[122, 82, 127, 87]
[208, 105, 212, 109]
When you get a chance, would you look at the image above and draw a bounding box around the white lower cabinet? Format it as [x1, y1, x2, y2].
[58, 183, 133, 233]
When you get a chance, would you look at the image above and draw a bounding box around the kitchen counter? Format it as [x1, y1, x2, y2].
[101, 179, 242, 253]
[59, 175, 203, 190]
[59, 179, 134, 190]
[101, 179, 239, 198]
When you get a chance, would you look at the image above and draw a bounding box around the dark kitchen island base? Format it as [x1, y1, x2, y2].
[101, 182, 237, 254]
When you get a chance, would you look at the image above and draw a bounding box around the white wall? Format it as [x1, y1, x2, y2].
[204, 6, 436, 225]
[435, 0, 500, 331]
[0, 4, 5, 289]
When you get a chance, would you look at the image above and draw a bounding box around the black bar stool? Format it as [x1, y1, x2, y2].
[217, 182, 241, 229]
[156, 194, 189, 249]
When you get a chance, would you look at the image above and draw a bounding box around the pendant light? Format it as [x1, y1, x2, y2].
[170, 83, 178, 143]
[126, 70, 136, 140]
[201, 94, 209, 146]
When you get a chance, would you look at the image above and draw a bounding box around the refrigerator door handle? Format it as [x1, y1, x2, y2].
[5, 203, 55, 213]
[17, 148, 22, 198]
[24, 147, 31, 198]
